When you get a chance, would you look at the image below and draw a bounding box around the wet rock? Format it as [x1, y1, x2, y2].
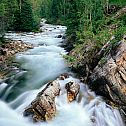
[0, 47, 4, 55]
[0, 40, 33, 61]
[23, 80, 60, 122]
[56, 35, 62, 38]
[0, 40, 34, 79]
[62, 35, 66, 39]
[65, 81, 80, 102]
[61, 33, 77, 52]
[88, 41, 126, 121]
[58, 73, 69, 80]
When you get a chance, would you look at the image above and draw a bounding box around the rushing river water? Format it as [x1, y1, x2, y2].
[0, 20, 125, 126]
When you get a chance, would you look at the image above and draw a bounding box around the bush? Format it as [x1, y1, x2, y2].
[76, 31, 94, 44]
[114, 26, 126, 41]
[63, 55, 76, 63]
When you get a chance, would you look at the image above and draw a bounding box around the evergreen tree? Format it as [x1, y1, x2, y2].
[51, 0, 59, 20]
[20, 0, 34, 31]
[13, 9, 21, 31]
[13, 0, 34, 31]
[65, 0, 80, 34]
[5, 0, 18, 30]
[0, 2, 6, 38]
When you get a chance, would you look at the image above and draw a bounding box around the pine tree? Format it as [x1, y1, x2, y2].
[0, 2, 6, 38]
[65, 0, 80, 34]
[20, 0, 34, 31]
[14, 0, 34, 31]
[51, 0, 60, 21]
[5, 0, 18, 30]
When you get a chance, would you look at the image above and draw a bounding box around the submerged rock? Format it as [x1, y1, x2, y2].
[23, 80, 60, 122]
[65, 81, 80, 102]
[55, 34, 62, 38]
[58, 73, 69, 80]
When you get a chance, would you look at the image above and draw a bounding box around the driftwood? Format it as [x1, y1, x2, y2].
[23, 80, 60, 122]
[23, 77, 81, 122]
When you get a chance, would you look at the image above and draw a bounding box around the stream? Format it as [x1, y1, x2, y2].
[0, 20, 125, 126]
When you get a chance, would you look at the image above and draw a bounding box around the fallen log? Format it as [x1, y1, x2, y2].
[23, 80, 60, 122]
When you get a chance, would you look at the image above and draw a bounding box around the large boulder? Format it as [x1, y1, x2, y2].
[23, 80, 60, 122]
[88, 41, 126, 119]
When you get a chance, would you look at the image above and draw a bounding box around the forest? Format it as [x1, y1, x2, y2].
[1, 0, 126, 37]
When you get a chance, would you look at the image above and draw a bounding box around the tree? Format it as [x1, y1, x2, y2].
[5, 0, 18, 30]
[0, 0, 18, 37]
[65, 0, 80, 34]
[20, 0, 34, 31]
[0, 2, 6, 38]
[13, 0, 34, 31]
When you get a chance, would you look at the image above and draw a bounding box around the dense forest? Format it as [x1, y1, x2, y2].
[0, 0, 126, 44]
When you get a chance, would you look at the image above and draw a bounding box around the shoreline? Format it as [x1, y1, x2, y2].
[0, 39, 33, 80]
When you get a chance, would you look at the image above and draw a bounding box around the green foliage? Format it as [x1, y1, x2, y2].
[63, 55, 76, 63]
[30, 0, 44, 29]
[114, 26, 126, 41]
[110, 0, 126, 6]
[0, 3, 6, 38]
[13, 0, 34, 31]
[99, 57, 107, 66]
[0, 0, 42, 33]
[20, 0, 34, 31]
[76, 31, 94, 44]
[6, 0, 18, 29]
[0, 3, 5, 16]
[0, 37, 5, 45]
[95, 30, 112, 46]
[120, 14, 126, 25]
[0, 0, 126, 43]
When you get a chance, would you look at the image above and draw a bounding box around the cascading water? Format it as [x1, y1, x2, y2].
[0, 20, 125, 126]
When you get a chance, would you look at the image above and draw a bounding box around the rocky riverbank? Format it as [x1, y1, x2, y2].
[0, 40, 33, 79]
[64, 36, 126, 123]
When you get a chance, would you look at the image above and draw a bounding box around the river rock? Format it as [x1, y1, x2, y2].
[65, 81, 80, 102]
[23, 80, 60, 122]
[56, 34, 62, 38]
[88, 41, 126, 119]
[0, 40, 33, 61]
[58, 73, 69, 80]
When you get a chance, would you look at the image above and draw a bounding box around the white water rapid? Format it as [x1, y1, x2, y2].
[0, 20, 125, 126]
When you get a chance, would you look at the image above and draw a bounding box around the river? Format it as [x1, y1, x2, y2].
[0, 20, 125, 126]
